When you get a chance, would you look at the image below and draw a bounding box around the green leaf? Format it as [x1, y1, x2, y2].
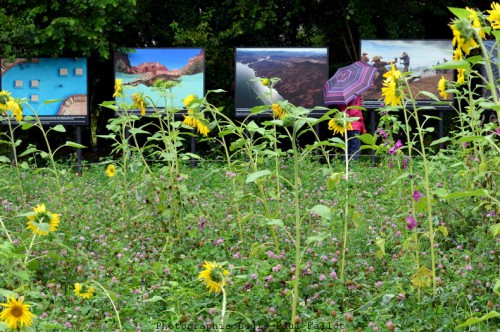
[52, 124, 66, 132]
[246, 170, 272, 183]
[266, 219, 284, 227]
[434, 59, 470, 70]
[490, 223, 500, 237]
[306, 233, 329, 245]
[494, 279, 500, 296]
[143, 295, 165, 303]
[448, 7, 471, 19]
[310, 204, 331, 221]
[455, 311, 500, 328]
[437, 189, 488, 199]
[42, 99, 62, 105]
[419, 91, 440, 102]
[430, 136, 450, 146]
[326, 172, 343, 190]
[458, 136, 486, 143]
[64, 141, 86, 149]
[358, 133, 376, 146]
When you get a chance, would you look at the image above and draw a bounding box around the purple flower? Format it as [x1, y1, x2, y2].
[388, 140, 403, 155]
[496, 127, 500, 136]
[403, 155, 409, 170]
[377, 128, 388, 138]
[406, 215, 416, 230]
[412, 190, 424, 202]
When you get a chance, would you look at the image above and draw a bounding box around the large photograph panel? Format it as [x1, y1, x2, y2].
[114, 48, 204, 113]
[235, 47, 329, 117]
[1, 58, 88, 125]
[360, 40, 454, 109]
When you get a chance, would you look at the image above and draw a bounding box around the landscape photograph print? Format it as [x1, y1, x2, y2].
[114, 48, 205, 112]
[235, 47, 328, 116]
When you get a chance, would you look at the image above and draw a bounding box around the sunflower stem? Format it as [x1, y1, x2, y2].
[91, 280, 122, 331]
[219, 286, 227, 332]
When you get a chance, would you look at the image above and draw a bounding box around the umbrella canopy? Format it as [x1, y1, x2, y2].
[323, 61, 377, 106]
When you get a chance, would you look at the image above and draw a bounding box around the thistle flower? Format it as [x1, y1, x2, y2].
[487, 2, 500, 29]
[0, 296, 35, 330]
[74, 283, 96, 299]
[198, 261, 229, 293]
[26, 204, 60, 236]
[113, 79, 123, 98]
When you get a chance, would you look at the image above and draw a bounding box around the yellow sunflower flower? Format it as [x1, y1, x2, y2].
[105, 164, 116, 177]
[131, 93, 147, 116]
[0, 90, 11, 106]
[7, 99, 23, 122]
[183, 94, 197, 114]
[113, 79, 123, 98]
[457, 69, 466, 85]
[271, 103, 286, 120]
[26, 204, 60, 236]
[0, 296, 35, 330]
[382, 77, 403, 107]
[328, 118, 353, 136]
[450, 20, 479, 55]
[487, 2, 500, 29]
[383, 62, 401, 81]
[466, 7, 486, 39]
[198, 261, 229, 294]
[183, 115, 210, 137]
[261, 78, 270, 87]
[74, 283, 96, 299]
[438, 76, 448, 99]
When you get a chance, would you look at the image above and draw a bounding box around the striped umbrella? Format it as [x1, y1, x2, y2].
[323, 61, 377, 106]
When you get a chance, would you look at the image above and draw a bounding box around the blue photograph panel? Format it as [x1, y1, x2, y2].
[1, 58, 88, 124]
[114, 48, 205, 112]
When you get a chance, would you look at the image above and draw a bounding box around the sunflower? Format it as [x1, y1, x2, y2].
[328, 118, 353, 136]
[183, 115, 210, 137]
[438, 76, 448, 99]
[113, 79, 123, 98]
[382, 62, 401, 81]
[261, 78, 270, 87]
[8, 100, 23, 122]
[450, 20, 479, 55]
[381, 77, 403, 107]
[466, 6, 486, 39]
[105, 164, 116, 177]
[0, 90, 11, 106]
[0, 296, 35, 330]
[271, 103, 286, 120]
[131, 93, 147, 116]
[183, 94, 197, 114]
[198, 261, 229, 294]
[487, 2, 500, 29]
[26, 204, 60, 236]
[74, 283, 96, 299]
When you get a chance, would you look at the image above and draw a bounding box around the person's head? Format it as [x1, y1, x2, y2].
[402, 52, 408, 56]
[372, 56, 382, 62]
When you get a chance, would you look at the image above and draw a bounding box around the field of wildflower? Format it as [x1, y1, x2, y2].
[0, 3, 500, 332]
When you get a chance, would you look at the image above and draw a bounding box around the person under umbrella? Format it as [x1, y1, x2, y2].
[337, 95, 366, 161]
